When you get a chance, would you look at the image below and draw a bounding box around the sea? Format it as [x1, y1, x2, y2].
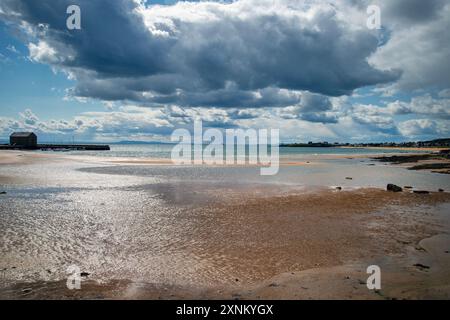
[38, 143, 430, 159]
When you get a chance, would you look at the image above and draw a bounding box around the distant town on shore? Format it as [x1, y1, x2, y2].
[281, 138, 450, 148]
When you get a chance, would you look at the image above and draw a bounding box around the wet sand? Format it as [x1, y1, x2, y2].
[1, 151, 450, 299]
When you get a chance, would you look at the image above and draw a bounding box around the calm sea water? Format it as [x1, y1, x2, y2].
[40, 144, 429, 159]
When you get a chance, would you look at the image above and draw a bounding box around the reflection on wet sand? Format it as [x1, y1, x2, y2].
[1, 150, 450, 299]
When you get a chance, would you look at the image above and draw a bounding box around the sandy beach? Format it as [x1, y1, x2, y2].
[1, 150, 450, 300]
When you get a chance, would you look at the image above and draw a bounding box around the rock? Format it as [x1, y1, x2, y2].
[268, 283, 279, 287]
[80, 272, 90, 277]
[335, 187, 342, 190]
[413, 190, 430, 194]
[404, 186, 413, 189]
[413, 263, 430, 270]
[232, 293, 241, 300]
[22, 288, 32, 294]
[345, 177, 353, 180]
[439, 189, 444, 192]
[0, 191, 6, 195]
[387, 184, 402, 192]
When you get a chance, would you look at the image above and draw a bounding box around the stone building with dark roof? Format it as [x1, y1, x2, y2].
[10, 132, 37, 148]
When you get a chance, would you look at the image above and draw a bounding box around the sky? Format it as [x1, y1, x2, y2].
[0, 0, 449, 143]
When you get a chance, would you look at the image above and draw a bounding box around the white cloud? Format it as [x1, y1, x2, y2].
[28, 41, 63, 64]
[370, 0, 450, 92]
[6, 44, 19, 54]
[386, 95, 450, 119]
[399, 119, 449, 137]
[438, 88, 450, 98]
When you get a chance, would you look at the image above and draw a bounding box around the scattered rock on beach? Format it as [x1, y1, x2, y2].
[387, 184, 403, 192]
[409, 163, 450, 172]
[268, 283, 279, 287]
[413, 263, 430, 271]
[438, 189, 444, 192]
[433, 170, 450, 174]
[413, 190, 430, 195]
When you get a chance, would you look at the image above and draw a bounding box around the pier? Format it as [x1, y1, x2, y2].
[1, 131, 110, 151]
[0, 144, 110, 151]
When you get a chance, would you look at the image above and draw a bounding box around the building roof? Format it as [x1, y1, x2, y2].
[10, 132, 36, 137]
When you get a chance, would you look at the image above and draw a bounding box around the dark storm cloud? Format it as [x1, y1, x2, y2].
[169, 10, 400, 96]
[298, 92, 332, 113]
[278, 92, 338, 124]
[141, 87, 301, 109]
[1, 0, 167, 76]
[299, 112, 338, 124]
[382, 0, 447, 24]
[352, 0, 447, 25]
[370, 0, 450, 91]
[0, 0, 400, 109]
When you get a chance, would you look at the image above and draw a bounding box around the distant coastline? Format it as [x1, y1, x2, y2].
[281, 138, 450, 150]
[339, 146, 449, 152]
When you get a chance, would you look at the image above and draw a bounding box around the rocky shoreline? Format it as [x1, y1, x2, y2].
[372, 150, 450, 175]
